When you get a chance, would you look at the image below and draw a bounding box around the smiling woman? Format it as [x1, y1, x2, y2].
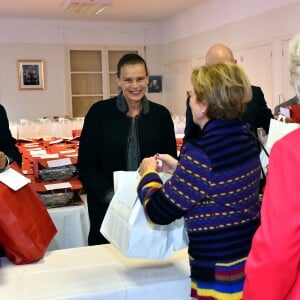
[116, 56, 149, 115]
[77, 52, 177, 246]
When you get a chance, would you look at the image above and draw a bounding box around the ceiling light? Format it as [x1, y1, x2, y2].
[60, 0, 112, 15]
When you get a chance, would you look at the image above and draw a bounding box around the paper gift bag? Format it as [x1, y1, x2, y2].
[100, 171, 188, 259]
[0, 164, 57, 264]
[266, 116, 300, 150]
[288, 104, 300, 123]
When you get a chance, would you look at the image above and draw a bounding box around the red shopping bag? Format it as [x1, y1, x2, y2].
[0, 163, 57, 264]
[288, 104, 300, 123]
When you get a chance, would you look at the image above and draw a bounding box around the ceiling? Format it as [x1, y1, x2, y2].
[0, 0, 201, 22]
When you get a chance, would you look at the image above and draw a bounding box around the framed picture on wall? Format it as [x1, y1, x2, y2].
[17, 59, 45, 90]
[148, 75, 162, 93]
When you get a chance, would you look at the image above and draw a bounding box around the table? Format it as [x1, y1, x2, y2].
[0, 245, 191, 300]
[16, 140, 90, 251]
[47, 194, 89, 251]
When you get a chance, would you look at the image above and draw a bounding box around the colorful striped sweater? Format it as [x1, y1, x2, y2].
[137, 118, 261, 283]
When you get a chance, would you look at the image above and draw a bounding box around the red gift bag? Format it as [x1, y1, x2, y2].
[288, 104, 300, 123]
[0, 164, 57, 264]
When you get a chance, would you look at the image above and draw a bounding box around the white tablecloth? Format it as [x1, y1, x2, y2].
[0, 245, 191, 300]
[47, 194, 89, 251]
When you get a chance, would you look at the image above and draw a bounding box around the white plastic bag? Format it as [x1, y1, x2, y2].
[100, 171, 188, 259]
[267, 116, 300, 150]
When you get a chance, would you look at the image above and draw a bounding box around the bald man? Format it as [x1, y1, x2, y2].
[205, 43, 236, 64]
[184, 44, 273, 141]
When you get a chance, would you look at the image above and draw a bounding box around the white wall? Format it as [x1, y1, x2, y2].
[1, 0, 300, 121]
[160, 0, 300, 44]
[0, 43, 66, 121]
[0, 19, 160, 121]
[160, 0, 300, 115]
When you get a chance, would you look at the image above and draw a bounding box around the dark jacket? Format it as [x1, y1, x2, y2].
[184, 86, 273, 141]
[0, 104, 22, 167]
[78, 93, 177, 245]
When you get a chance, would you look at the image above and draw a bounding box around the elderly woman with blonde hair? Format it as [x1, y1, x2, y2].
[138, 62, 261, 300]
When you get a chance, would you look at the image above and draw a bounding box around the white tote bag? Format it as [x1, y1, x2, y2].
[100, 171, 188, 259]
[266, 116, 300, 150]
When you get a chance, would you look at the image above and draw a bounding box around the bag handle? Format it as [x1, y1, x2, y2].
[244, 126, 269, 186]
[244, 125, 269, 158]
[277, 115, 286, 123]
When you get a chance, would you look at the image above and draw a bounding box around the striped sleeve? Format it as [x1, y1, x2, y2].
[137, 170, 163, 208]
[137, 171, 185, 225]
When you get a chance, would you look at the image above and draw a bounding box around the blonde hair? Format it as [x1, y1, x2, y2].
[191, 62, 252, 120]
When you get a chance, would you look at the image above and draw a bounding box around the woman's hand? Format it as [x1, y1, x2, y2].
[139, 154, 179, 177]
[156, 154, 178, 175]
[139, 156, 157, 176]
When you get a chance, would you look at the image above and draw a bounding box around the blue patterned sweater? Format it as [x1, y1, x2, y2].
[137, 118, 261, 282]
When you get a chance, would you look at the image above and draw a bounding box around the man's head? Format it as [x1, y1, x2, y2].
[205, 44, 236, 65]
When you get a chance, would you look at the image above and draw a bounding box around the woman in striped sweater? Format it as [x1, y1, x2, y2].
[137, 62, 261, 300]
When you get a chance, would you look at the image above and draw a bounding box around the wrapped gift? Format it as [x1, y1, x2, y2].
[33, 157, 78, 182]
[30, 176, 83, 208]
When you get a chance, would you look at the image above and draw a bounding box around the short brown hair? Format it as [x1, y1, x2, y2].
[191, 62, 252, 120]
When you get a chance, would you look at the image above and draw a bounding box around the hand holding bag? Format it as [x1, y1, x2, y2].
[100, 171, 188, 259]
[266, 116, 300, 150]
[0, 163, 57, 264]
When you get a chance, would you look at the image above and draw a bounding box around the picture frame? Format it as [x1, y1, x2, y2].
[17, 59, 45, 90]
[148, 75, 162, 93]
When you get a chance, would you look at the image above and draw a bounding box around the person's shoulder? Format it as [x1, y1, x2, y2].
[251, 85, 260, 91]
[251, 85, 264, 96]
[89, 97, 116, 111]
[148, 100, 171, 113]
[147, 99, 165, 108]
[273, 127, 300, 151]
[250, 86, 271, 109]
[0, 104, 7, 119]
[270, 128, 300, 165]
[0, 104, 6, 113]
[95, 97, 116, 106]
[84, 98, 117, 120]
[283, 127, 300, 140]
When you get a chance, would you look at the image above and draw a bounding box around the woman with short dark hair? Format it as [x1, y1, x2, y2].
[78, 53, 177, 246]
